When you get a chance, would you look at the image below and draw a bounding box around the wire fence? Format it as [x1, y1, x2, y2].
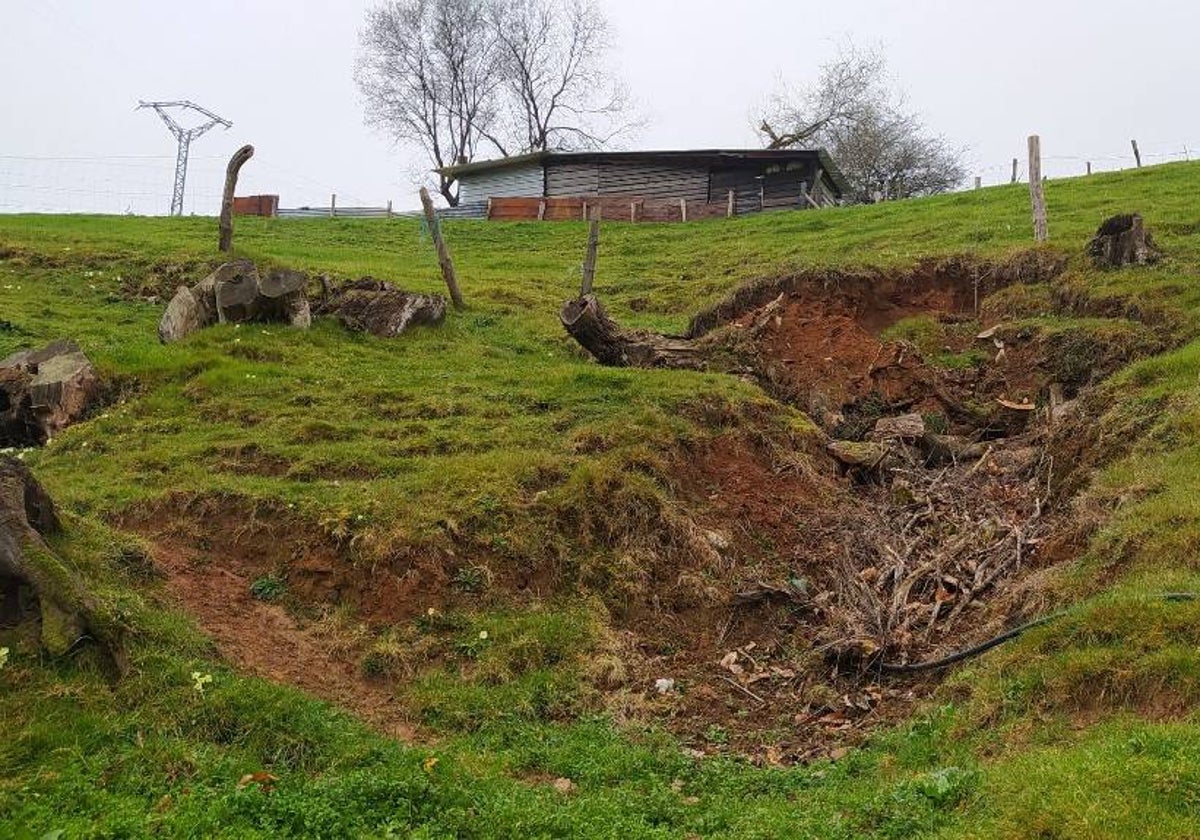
[1, 137, 1198, 217]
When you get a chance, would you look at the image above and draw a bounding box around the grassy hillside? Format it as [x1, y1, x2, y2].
[4, 163, 1200, 838]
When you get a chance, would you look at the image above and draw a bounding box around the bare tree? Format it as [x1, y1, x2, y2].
[823, 104, 966, 203]
[490, 0, 632, 152]
[757, 43, 965, 202]
[759, 43, 886, 151]
[358, 0, 635, 204]
[356, 0, 503, 205]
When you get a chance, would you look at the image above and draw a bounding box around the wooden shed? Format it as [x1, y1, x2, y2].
[437, 149, 848, 222]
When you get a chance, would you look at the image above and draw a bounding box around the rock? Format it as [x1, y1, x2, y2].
[315, 278, 446, 337]
[870, 413, 926, 441]
[654, 677, 676, 694]
[827, 440, 889, 468]
[1087, 213, 1161, 268]
[0, 340, 100, 446]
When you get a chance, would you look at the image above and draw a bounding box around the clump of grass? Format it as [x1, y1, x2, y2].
[249, 574, 286, 602]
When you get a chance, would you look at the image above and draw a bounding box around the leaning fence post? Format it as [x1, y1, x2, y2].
[1028, 135, 1048, 243]
[1131, 139, 1143, 168]
[580, 211, 600, 296]
[418, 186, 465, 309]
[218, 144, 254, 253]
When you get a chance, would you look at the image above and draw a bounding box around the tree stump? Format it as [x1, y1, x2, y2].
[0, 340, 100, 446]
[559, 295, 708, 369]
[159, 261, 313, 342]
[1087, 214, 1161, 268]
[0, 457, 127, 673]
[314, 278, 445, 337]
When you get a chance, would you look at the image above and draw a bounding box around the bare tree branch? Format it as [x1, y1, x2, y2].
[755, 41, 965, 203]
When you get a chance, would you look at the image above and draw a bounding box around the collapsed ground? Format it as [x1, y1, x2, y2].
[6, 165, 1200, 837]
[40, 248, 1177, 762]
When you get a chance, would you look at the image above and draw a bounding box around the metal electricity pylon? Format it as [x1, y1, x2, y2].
[137, 100, 232, 216]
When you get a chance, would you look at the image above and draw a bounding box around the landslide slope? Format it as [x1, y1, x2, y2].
[3, 164, 1200, 838]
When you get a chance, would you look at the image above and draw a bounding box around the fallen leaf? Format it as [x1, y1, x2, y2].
[236, 772, 278, 793]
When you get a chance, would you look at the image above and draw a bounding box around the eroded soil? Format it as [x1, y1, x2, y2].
[121, 252, 1175, 762]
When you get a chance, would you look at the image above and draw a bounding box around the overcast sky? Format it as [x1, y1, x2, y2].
[3, 0, 1199, 214]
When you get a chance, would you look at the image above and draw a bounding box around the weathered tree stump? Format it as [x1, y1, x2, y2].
[0, 458, 127, 673]
[159, 261, 312, 342]
[1087, 213, 1161, 268]
[314, 278, 445, 337]
[0, 340, 100, 446]
[559, 295, 708, 369]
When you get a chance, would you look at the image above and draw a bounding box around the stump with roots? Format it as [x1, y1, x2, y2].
[1087, 213, 1161, 268]
[0, 457, 127, 674]
[559, 295, 709, 369]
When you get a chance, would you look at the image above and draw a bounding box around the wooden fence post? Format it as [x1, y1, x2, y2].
[582, 200, 588, 221]
[974, 176, 982, 190]
[580, 214, 600, 296]
[1131, 140, 1142, 168]
[1086, 161, 1092, 176]
[727, 189, 735, 218]
[1028, 135, 1048, 243]
[218, 144, 254, 253]
[386, 199, 393, 219]
[630, 201, 636, 223]
[679, 198, 688, 222]
[330, 194, 336, 218]
[418, 186, 465, 309]
[1011, 158, 1018, 184]
[537, 200, 546, 221]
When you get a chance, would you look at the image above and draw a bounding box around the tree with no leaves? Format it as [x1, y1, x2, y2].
[758, 43, 964, 203]
[356, 0, 502, 205]
[490, 0, 632, 153]
[356, 0, 633, 205]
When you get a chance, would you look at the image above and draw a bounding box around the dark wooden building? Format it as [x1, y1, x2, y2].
[437, 149, 848, 221]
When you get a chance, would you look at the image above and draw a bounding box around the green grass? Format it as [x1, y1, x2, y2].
[7, 162, 1200, 836]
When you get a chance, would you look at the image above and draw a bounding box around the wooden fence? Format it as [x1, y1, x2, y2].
[486, 195, 735, 223]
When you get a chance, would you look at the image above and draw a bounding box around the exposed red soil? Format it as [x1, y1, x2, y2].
[112, 252, 1169, 765]
[124, 502, 417, 740]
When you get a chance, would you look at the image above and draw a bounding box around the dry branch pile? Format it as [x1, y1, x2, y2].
[817, 427, 1052, 669]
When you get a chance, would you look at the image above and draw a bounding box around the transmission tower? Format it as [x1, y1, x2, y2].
[137, 100, 232, 216]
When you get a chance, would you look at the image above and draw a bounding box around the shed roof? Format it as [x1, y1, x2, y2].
[438, 149, 850, 196]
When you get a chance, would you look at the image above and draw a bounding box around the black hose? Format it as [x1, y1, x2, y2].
[876, 592, 1199, 675]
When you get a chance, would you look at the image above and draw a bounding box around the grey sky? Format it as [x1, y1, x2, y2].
[3, 0, 1198, 214]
